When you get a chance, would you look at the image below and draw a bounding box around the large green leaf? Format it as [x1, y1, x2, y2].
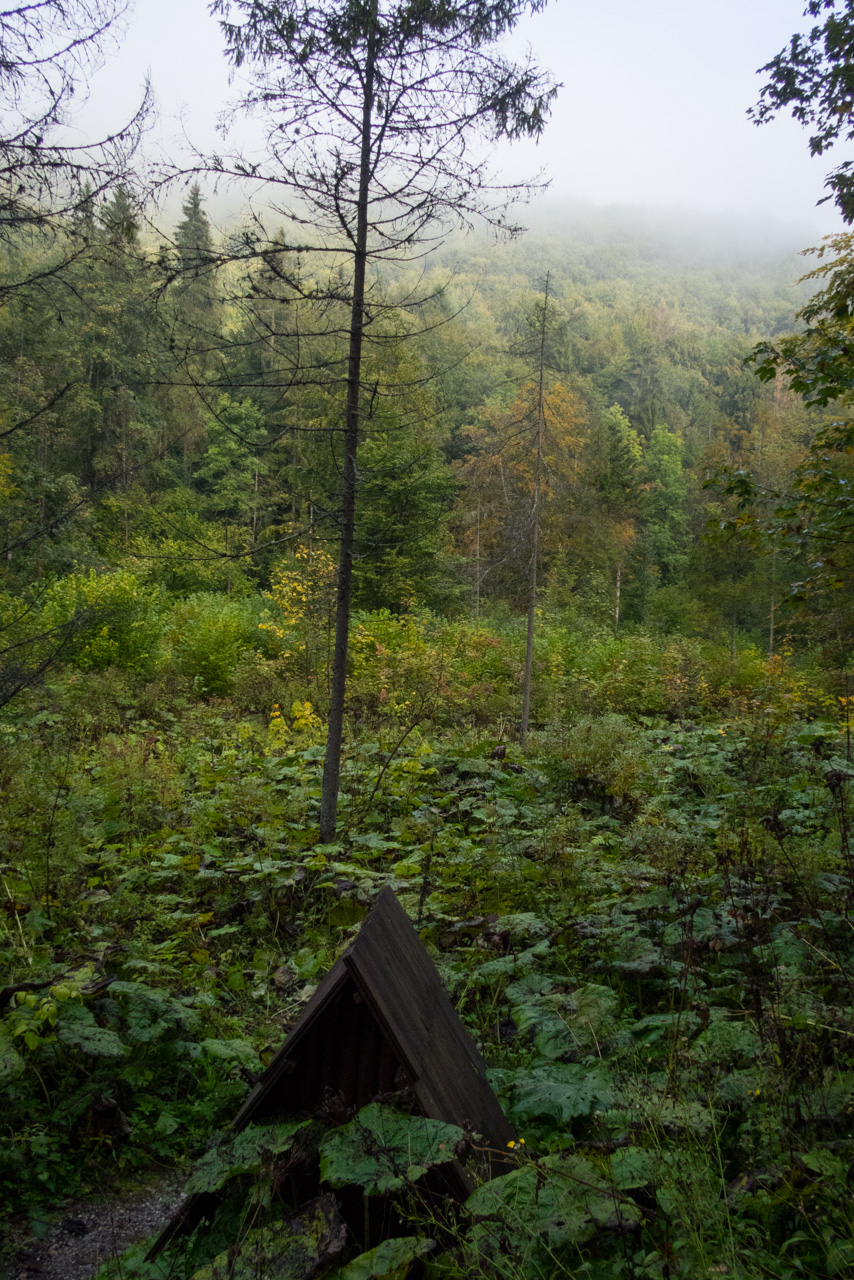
[506, 975, 573, 1060]
[691, 1017, 761, 1065]
[608, 930, 664, 974]
[467, 1152, 639, 1267]
[328, 1236, 435, 1279]
[200, 1038, 259, 1067]
[319, 1104, 463, 1196]
[191, 1193, 346, 1279]
[607, 1146, 657, 1190]
[505, 1062, 613, 1126]
[506, 979, 621, 1061]
[110, 981, 198, 1044]
[185, 1120, 310, 1196]
[470, 940, 551, 984]
[0, 1030, 25, 1083]
[55, 1001, 127, 1059]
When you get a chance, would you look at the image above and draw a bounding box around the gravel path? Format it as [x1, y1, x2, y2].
[4, 1175, 185, 1280]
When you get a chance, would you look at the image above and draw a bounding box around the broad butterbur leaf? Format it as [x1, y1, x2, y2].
[200, 1038, 259, 1067]
[0, 1030, 25, 1083]
[608, 1146, 657, 1190]
[191, 1193, 346, 1279]
[185, 1120, 310, 1195]
[468, 1152, 639, 1262]
[691, 1017, 761, 1064]
[505, 1062, 613, 1126]
[55, 1002, 127, 1058]
[328, 1236, 435, 1279]
[319, 1103, 463, 1196]
[110, 981, 198, 1043]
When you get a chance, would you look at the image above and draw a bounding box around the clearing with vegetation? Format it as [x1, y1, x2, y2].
[2, 1, 854, 1278]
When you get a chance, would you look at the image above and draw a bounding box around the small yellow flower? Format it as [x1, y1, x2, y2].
[507, 1141, 516, 1149]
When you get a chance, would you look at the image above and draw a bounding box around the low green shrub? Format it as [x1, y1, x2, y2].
[161, 593, 265, 697]
[38, 568, 164, 677]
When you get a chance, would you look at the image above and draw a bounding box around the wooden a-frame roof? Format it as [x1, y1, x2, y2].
[150, 886, 513, 1257]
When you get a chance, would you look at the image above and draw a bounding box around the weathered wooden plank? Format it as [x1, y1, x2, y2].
[344, 887, 514, 1152]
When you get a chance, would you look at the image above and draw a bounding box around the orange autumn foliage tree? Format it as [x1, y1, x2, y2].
[457, 380, 586, 610]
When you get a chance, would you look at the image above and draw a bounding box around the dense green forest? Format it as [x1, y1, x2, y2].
[0, 198, 835, 647]
[2, 2, 854, 1279]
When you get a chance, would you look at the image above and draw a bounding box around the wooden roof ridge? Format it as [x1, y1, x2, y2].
[148, 886, 513, 1259]
[342, 886, 512, 1142]
[235, 886, 512, 1144]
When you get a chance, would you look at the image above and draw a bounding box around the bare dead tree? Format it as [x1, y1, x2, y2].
[520, 271, 548, 747]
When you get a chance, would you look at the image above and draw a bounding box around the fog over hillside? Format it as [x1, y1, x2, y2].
[520, 201, 825, 268]
[76, 0, 847, 241]
[153, 192, 820, 298]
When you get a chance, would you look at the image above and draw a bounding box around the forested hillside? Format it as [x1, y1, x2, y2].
[2, 3, 854, 1279]
[0, 195, 834, 656]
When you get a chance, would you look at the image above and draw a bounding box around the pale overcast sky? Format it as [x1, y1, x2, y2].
[77, 0, 845, 241]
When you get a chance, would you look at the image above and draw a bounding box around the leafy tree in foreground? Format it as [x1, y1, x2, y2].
[751, 0, 854, 222]
[750, 233, 854, 407]
[743, 5, 854, 675]
[212, 0, 558, 840]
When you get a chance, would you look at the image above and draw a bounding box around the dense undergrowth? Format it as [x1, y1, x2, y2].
[1, 606, 853, 1280]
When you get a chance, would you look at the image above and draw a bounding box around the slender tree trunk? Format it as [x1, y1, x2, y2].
[615, 560, 622, 633]
[37, 417, 47, 581]
[291, 426, 297, 524]
[123, 427, 130, 548]
[474, 500, 481, 627]
[319, 12, 377, 843]
[836, 613, 852, 762]
[520, 491, 539, 745]
[520, 273, 549, 747]
[769, 548, 776, 658]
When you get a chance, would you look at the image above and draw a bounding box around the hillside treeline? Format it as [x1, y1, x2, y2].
[0, 190, 843, 712]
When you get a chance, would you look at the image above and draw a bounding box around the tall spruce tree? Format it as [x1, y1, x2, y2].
[170, 183, 220, 381]
[174, 184, 216, 311]
[211, 0, 558, 840]
[176, 185, 214, 271]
